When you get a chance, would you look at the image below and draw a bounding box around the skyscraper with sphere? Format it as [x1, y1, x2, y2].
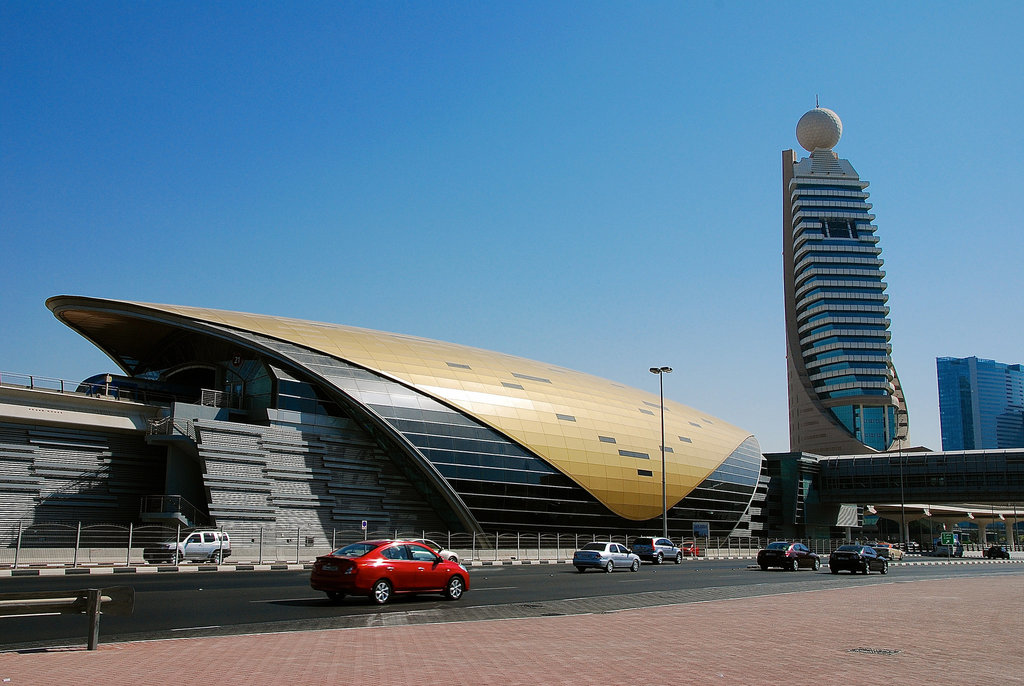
[782, 107, 909, 455]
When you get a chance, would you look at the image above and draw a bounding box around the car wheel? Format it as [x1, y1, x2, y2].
[880, 561, 888, 575]
[605, 560, 615, 573]
[371, 579, 392, 605]
[448, 556, 459, 563]
[326, 591, 344, 602]
[444, 575, 465, 601]
[655, 552, 663, 565]
[675, 552, 683, 564]
[575, 566, 586, 573]
[862, 562, 870, 575]
[760, 563, 768, 571]
[631, 559, 640, 572]
[811, 558, 821, 571]
[830, 566, 838, 574]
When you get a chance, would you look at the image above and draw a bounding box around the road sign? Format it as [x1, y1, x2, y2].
[940, 532, 955, 545]
[361, 520, 367, 531]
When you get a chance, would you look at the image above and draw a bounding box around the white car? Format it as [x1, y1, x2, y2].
[143, 530, 231, 563]
[413, 538, 460, 564]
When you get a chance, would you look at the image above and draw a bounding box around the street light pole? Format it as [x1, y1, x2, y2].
[649, 366, 672, 539]
[898, 436, 907, 550]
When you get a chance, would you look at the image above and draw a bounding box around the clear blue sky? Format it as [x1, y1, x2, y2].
[2, 2, 1022, 453]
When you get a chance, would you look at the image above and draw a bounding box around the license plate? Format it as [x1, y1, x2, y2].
[322, 564, 338, 571]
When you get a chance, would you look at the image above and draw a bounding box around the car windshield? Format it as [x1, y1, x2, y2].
[835, 545, 861, 552]
[582, 543, 608, 551]
[766, 542, 790, 550]
[333, 542, 378, 557]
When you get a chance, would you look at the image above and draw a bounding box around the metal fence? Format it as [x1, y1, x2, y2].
[4, 520, 990, 568]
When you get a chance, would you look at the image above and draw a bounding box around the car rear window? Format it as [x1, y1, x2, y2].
[334, 542, 377, 557]
[633, 538, 653, 546]
[835, 545, 860, 552]
[582, 543, 607, 551]
[766, 542, 789, 550]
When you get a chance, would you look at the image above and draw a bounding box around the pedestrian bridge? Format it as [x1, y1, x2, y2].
[817, 448, 1024, 506]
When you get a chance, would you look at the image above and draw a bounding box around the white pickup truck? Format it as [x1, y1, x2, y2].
[143, 530, 232, 564]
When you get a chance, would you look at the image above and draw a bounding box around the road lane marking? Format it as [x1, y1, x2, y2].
[171, 625, 221, 631]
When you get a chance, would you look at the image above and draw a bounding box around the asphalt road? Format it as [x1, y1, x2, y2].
[1, 559, 1020, 651]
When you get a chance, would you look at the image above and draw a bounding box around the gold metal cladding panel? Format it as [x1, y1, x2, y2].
[121, 301, 754, 521]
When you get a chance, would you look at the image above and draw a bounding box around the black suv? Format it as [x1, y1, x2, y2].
[630, 536, 683, 564]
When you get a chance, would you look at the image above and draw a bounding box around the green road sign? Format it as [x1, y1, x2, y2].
[940, 532, 956, 545]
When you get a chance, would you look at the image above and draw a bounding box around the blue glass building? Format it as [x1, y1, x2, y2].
[937, 356, 1024, 450]
[783, 107, 909, 455]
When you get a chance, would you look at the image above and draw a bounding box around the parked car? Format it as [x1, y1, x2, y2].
[756, 541, 821, 571]
[930, 542, 964, 557]
[630, 536, 682, 564]
[870, 542, 904, 561]
[412, 538, 459, 564]
[143, 530, 231, 563]
[829, 544, 888, 575]
[681, 540, 700, 557]
[983, 545, 1010, 559]
[311, 539, 469, 604]
[574, 542, 641, 573]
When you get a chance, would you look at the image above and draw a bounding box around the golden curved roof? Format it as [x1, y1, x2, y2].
[49, 296, 758, 521]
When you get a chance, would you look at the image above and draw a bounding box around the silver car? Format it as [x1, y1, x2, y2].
[631, 536, 683, 564]
[572, 542, 641, 573]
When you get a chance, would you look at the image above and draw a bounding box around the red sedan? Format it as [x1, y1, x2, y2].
[311, 539, 469, 605]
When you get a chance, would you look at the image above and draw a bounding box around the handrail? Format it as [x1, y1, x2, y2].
[1, 370, 212, 407]
[139, 494, 208, 527]
[0, 585, 134, 650]
[0, 371, 77, 394]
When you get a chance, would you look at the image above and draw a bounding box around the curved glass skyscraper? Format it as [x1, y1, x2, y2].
[783, 107, 908, 455]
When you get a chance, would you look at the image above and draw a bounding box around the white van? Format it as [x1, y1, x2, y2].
[143, 530, 232, 563]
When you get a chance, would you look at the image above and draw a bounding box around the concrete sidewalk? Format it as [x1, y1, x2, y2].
[1, 574, 1021, 685]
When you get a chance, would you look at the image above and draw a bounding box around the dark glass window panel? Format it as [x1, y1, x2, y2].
[618, 450, 650, 460]
[511, 373, 551, 384]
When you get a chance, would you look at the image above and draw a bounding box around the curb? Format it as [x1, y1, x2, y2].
[2, 556, 1018, 578]
[0, 563, 314, 578]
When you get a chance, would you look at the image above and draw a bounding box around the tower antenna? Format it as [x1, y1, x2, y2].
[815, 94, 819, 108]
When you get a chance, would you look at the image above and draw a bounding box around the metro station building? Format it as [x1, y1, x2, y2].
[0, 296, 765, 542]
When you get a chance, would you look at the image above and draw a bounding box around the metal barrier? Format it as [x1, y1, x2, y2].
[2, 521, 1019, 568]
[0, 585, 134, 650]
